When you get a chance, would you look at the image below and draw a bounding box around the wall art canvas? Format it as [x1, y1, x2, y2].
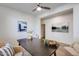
[18, 21, 27, 32]
[52, 22, 69, 33]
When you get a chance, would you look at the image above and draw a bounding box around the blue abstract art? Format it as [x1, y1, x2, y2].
[18, 21, 27, 32]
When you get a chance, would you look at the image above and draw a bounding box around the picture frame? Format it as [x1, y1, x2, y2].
[51, 22, 69, 33]
[18, 21, 27, 32]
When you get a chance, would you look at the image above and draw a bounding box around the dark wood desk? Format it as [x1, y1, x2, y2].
[18, 39, 57, 56]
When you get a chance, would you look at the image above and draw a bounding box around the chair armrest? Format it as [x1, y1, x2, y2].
[13, 46, 23, 54]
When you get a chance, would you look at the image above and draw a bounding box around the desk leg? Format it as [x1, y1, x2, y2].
[54, 51, 56, 56]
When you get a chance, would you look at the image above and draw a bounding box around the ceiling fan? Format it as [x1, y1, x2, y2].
[32, 3, 51, 12]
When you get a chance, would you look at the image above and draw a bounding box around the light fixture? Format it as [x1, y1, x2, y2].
[36, 7, 42, 11]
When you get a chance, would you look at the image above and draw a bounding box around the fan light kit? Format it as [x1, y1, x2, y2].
[37, 7, 42, 11]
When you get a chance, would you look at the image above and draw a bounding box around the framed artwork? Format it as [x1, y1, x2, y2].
[51, 22, 69, 33]
[18, 21, 27, 32]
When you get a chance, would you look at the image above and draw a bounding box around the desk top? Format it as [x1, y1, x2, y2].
[18, 39, 57, 56]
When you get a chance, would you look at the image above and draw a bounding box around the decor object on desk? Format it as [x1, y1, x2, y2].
[18, 21, 27, 32]
[27, 30, 33, 40]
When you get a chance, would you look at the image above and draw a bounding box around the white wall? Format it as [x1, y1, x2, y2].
[43, 13, 73, 44]
[33, 16, 41, 39]
[73, 5, 79, 42]
[36, 4, 75, 41]
[0, 6, 34, 46]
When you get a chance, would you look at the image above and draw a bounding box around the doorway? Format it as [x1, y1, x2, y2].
[41, 24, 45, 39]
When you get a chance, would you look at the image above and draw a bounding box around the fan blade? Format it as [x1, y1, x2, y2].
[40, 6, 51, 10]
[32, 8, 36, 12]
[37, 3, 41, 6]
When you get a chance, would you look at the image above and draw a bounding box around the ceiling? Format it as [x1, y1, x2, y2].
[0, 3, 65, 16]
